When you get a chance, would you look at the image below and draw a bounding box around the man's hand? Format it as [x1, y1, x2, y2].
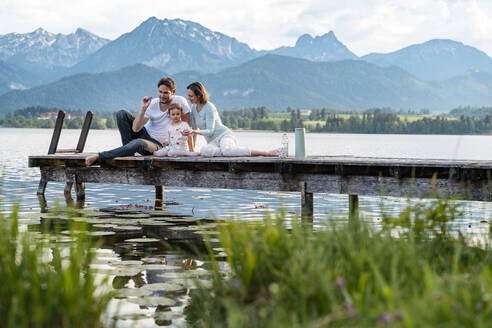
[133, 97, 151, 132]
[141, 96, 152, 111]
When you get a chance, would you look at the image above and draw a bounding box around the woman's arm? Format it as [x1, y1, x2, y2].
[199, 104, 216, 136]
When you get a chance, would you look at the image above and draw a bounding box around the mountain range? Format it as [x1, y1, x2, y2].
[362, 39, 492, 81]
[0, 16, 492, 112]
[1, 54, 491, 114]
[0, 28, 109, 81]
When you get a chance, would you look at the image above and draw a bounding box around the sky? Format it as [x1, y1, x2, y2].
[1, 0, 492, 56]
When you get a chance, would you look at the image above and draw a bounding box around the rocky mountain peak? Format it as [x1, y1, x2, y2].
[295, 34, 313, 47]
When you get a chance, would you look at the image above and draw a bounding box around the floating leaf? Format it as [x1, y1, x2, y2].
[114, 225, 142, 231]
[142, 283, 185, 292]
[94, 267, 142, 277]
[142, 256, 166, 264]
[92, 224, 118, 229]
[115, 260, 142, 266]
[158, 269, 209, 279]
[125, 238, 160, 243]
[140, 221, 174, 226]
[88, 231, 116, 237]
[113, 288, 153, 298]
[141, 264, 181, 270]
[167, 278, 213, 289]
[127, 296, 176, 307]
[112, 313, 149, 321]
[153, 311, 182, 321]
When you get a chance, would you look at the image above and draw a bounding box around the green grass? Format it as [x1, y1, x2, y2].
[186, 200, 492, 328]
[0, 205, 113, 328]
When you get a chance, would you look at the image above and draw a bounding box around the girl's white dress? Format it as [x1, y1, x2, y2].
[153, 121, 199, 157]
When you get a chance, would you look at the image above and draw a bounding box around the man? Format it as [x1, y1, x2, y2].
[85, 77, 192, 166]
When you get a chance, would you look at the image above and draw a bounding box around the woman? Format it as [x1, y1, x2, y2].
[183, 81, 280, 157]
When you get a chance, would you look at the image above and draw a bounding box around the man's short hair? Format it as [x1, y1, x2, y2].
[157, 77, 176, 92]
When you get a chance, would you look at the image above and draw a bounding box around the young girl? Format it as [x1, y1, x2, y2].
[153, 103, 201, 157]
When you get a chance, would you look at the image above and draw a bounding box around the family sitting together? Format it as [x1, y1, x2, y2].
[85, 77, 279, 166]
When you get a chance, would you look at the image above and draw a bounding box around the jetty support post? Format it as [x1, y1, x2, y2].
[37, 194, 48, 213]
[64, 182, 73, 198]
[64, 182, 74, 207]
[155, 185, 165, 210]
[300, 182, 313, 220]
[74, 173, 85, 201]
[349, 194, 359, 220]
[37, 180, 48, 196]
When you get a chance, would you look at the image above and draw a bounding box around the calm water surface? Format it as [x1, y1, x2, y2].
[2, 128, 492, 327]
[2, 128, 492, 221]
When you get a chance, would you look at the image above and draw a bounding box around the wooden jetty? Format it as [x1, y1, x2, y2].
[29, 154, 492, 218]
[27, 111, 492, 218]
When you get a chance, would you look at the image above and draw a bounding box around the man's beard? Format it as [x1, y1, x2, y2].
[160, 99, 171, 105]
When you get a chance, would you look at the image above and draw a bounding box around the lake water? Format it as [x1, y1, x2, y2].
[2, 127, 492, 222]
[2, 127, 492, 327]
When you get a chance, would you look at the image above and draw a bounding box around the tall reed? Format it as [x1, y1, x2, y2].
[0, 205, 113, 328]
[186, 201, 492, 327]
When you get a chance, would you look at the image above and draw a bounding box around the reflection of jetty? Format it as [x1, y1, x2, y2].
[29, 153, 492, 218]
[27, 110, 492, 219]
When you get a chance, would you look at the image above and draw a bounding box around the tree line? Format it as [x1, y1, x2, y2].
[3, 105, 492, 135]
[0, 106, 115, 129]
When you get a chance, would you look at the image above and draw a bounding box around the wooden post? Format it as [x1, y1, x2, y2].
[75, 174, 85, 200]
[155, 185, 164, 210]
[64, 181, 74, 206]
[37, 180, 48, 195]
[349, 194, 359, 220]
[64, 181, 73, 197]
[300, 182, 313, 220]
[37, 194, 48, 213]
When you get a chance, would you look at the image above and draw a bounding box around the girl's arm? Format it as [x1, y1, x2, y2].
[187, 135, 194, 152]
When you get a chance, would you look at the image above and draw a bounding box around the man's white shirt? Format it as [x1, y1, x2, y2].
[144, 96, 191, 144]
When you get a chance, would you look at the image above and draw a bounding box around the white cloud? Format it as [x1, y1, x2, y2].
[0, 0, 491, 56]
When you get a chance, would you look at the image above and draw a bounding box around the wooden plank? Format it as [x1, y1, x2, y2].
[37, 166, 492, 201]
[55, 149, 80, 154]
[48, 111, 65, 154]
[28, 154, 492, 170]
[76, 111, 93, 153]
[29, 155, 492, 183]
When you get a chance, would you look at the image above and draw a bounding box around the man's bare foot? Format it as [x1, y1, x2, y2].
[85, 154, 99, 166]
